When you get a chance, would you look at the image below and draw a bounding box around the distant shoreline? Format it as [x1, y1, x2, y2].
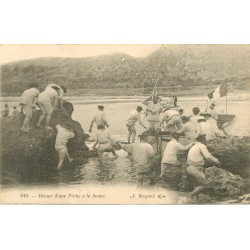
[1, 91, 250, 105]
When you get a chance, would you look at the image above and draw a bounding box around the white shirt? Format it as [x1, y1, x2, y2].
[206, 117, 217, 126]
[38, 88, 58, 104]
[199, 122, 216, 141]
[20, 88, 40, 107]
[46, 84, 64, 99]
[127, 109, 142, 125]
[160, 109, 179, 124]
[190, 115, 200, 124]
[55, 125, 74, 146]
[145, 102, 162, 121]
[187, 142, 216, 167]
[91, 110, 108, 126]
[123, 142, 155, 172]
[207, 108, 218, 120]
[161, 139, 191, 165]
[178, 121, 199, 140]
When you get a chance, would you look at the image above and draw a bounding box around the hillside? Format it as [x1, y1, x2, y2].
[1, 45, 250, 96]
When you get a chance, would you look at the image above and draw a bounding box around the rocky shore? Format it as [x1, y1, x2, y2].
[0, 101, 96, 184]
[158, 136, 250, 202]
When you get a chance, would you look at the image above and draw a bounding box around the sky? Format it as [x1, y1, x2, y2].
[0, 44, 162, 64]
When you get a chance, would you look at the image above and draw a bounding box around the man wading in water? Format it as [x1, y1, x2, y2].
[89, 105, 109, 133]
[126, 106, 147, 143]
[117, 134, 155, 187]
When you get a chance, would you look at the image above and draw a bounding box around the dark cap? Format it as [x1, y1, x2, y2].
[192, 107, 200, 111]
[136, 106, 143, 111]
[61, 86, 67, 93]
[210, 103, 216, 106]
[51, 86, 60, 91]
[98, 105, 104, 109]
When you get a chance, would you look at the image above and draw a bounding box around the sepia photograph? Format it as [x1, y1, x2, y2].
[0, 44, 250, 204]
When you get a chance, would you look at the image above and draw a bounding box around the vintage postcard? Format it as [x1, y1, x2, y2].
[0, 44, 249, 204]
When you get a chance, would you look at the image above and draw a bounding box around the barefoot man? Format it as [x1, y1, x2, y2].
[126, 106, 147, 143]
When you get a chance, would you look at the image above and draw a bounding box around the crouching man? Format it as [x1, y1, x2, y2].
[117, 134, 155, 187]
[187, 134, 221, 198]
[92, 124, 118, 161]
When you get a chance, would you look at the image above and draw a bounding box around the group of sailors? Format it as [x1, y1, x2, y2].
[126, 95, 227, 145]
[2, 84, 228, 198]
[88, 94, 227, 198]
[2, 83, 70, 169]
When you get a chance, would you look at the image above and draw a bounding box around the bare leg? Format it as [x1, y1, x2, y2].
[160, 165, 167, 178]
[65, 149, 73, 163]
[131, 130, 136, 143]
[21, 117, 31, 132]
[45, 111, 53, 129]
[37, 113, 47, 128]
[190, 186, 206, 198]
[57, 151, 66, 169]
[128, 130, 132, 143]
[20, 105, 24, 114]
[111, 148, 118, 159]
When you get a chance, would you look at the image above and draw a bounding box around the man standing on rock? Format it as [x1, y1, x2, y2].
[89, 105, 109, 133]
[20, 84, 40, 132]
[160, 132, 194, 188]
[187, 134, 221, 199]
[37, 85, 60, 130]
[46, 83, 67, 111]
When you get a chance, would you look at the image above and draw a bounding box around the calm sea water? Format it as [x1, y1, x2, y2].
[1, 97, 250, 187]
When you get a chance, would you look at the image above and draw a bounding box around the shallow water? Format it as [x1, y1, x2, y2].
[1, 97, 250, 189]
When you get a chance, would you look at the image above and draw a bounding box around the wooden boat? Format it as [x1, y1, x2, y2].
[141, 113, 236, 162]
[217, 114, 236, 135]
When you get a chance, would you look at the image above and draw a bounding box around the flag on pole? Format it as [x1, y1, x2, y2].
[208, 82, 227, 99]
